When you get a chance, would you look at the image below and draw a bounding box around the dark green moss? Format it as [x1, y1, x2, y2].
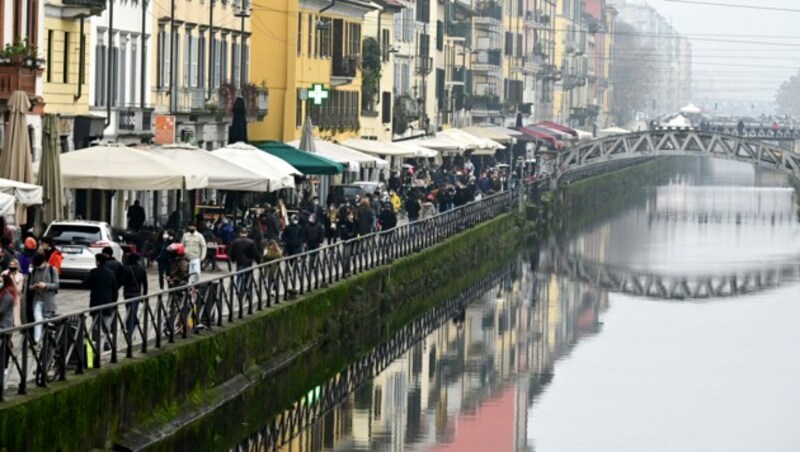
[0, 213, 521, 451]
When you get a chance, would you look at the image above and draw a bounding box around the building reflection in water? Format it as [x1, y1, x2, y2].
[272, 252, 610, 452]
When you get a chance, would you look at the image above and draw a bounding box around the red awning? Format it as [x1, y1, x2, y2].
[537, 121, 578, 137]
[518, 126, 558, 145]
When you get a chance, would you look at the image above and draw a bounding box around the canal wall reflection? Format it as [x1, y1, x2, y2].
[262, 253, 609, 452]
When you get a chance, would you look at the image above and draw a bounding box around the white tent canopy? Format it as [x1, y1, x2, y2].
[680, 103, 702, 114]
[666, 114, 691, 128]
[150, 144, 273, 192]
[341, 138, 421, 157]
[55, 144, 208, 190]
[572, 128, 594, 140]
[212, 142, 298, 191]
[0, 192, 16, 216]
[460, 126, 514, 144]
[404, 137, 465, 155]
[598, 127, 631, 137]
[287, 139, 389, 172]
[0, 178, 42, 204]
[386, 141, 438, 158]
[438, 128, 500, 152]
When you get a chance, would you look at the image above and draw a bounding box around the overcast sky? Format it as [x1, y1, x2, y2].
[638, 0, 800, 108]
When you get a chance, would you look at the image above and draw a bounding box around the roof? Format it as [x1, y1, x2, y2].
[255, 141, 344, 175]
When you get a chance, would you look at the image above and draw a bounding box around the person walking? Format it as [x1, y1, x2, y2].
[263, 206, 281, 242]
[39, 237, 63, 275]
[421, 194, 437, 219]
[181, 223, 207, 284]
[356, 198, 374, 237]
[0, 273, 16, 378]
[166, 244, 191, 287]
[325, 204, 338, 245]
[304, 214, 325, 251]
[19, 237, 37, 276]
[155, 230, 174, 290]
[27, 253, 59, 345]
[127, 200, 146, 232]
[121, 253, 148, 339]
[228, 228, 260, 292]
[262, 239, 283, 297]
[338, 211, 357, 276]
[378, 202, 398, 231]
[2, 260, 23, 327]
[405, 195, 421, 222]
[102, 247, 123, 298]
[282, 215, 305, 256]
[85, 254, 117, 353]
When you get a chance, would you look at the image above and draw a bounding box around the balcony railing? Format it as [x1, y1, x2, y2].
[332, 56, 358, 78]
[447, 21, 472, 41]
[473, 49, 502, 70]
[476, 1, 503, 21]
[0, 63, 42, 101]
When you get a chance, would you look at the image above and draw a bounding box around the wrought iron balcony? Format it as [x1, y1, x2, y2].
[447, 21, 472, 41]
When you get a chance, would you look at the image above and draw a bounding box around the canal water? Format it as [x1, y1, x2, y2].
[228, 158, 800, 451]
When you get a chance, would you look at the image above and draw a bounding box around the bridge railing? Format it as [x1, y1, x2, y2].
[0, 189, 515, 401]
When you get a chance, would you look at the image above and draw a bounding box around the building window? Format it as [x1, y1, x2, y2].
[381, 29, 390, 62]
[436, 21, 443, 51]
[297, 13, 302, 56]
[63, 32, 70, 84]
[231, 38, 239, 86]
[95, 31, 106, 106]
[157, 25, 169, 89]
[348, 23, 361, 56]
[242, 39, 249, 84]
[505, 32, 513, 56]
[117, 36, 125, 107]
[308, 15, 314, 57]
[381, 91, 391, 124]
[220, 35, 228, 84]
[183, 31, 191, 88]
[190, 32, 199, 88]
[198, 34, 206, 89]
[173, 31, 180, 90]
[212, 37, 220, 88]
[130, 40, 137, 104]
[46, 30, 53, 82]
[296, 88, 304, 127]
[416, 0, 429, 23]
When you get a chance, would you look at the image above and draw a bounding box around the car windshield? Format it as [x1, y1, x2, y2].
[343, 187, 362, 197]
[46, 225, 102, 245]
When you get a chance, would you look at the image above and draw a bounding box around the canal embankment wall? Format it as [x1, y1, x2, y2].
[0, 212, 525, 451]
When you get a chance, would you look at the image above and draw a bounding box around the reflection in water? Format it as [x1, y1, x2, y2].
[245, 159, 800, 452]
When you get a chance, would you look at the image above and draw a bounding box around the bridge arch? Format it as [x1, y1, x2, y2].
[553, 130, 800, 181]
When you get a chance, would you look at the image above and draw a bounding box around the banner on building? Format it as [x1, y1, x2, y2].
[154, 115, 176, 145]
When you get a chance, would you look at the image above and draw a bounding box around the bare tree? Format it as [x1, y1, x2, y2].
[610, 22, 658, 126]
[775, 71, 800, 116]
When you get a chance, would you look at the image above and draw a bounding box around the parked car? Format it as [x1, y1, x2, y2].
[327, 184, 366, 206]
[43, 220, 124, 281]
[352, 181, 387, 197]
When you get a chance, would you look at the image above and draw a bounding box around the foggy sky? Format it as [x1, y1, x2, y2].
[640, 0, 799, 106]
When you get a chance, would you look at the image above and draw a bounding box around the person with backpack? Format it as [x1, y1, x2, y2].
[27, 252, 59, 346]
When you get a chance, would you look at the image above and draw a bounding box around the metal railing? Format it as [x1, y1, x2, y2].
[0, 190, 514, 401]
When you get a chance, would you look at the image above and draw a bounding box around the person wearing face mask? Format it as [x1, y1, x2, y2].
[26, 252, 59, 345]
[307, 196, 325, 222]
[304, 214, 325, 251]
[181, 223, 207, 283]
[281, 215, 305, 256]
[2, 259, 23, 326]
[155, 230, 174, 290]
[338, 211, 357, 276]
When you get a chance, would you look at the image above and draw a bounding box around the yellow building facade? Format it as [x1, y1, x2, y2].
[250, 0, 378, 142]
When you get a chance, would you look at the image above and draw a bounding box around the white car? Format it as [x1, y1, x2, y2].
[43, 221, 124, 281]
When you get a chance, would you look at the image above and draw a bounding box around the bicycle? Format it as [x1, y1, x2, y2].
[165, 274, 203, 337]
[36, 317, 81, 385]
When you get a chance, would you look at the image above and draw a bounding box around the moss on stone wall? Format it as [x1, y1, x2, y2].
[0, 213, 521, 451]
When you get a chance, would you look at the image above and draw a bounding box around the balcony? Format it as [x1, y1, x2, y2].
[332, 55, 358, 80]
[524, 54, 545, 75]
[61, 0, 106, 16]
[176, 88, 208, 114]
[474, 1, 502, 27]
[524, 11, 550, 28]
[447, 66, 466, 85]
[472, 49, 502, 72]
[470, 94, 501, 114]
[217, 82, 269, 120]
[447, 21, 472, 41]
[0, 63, 43, 103]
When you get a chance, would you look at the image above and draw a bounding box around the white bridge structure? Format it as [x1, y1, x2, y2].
[540, 249, 800, 301]
[555, 130, 800, 181]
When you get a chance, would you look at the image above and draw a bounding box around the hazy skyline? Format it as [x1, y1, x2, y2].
[632, 0, 800, 108]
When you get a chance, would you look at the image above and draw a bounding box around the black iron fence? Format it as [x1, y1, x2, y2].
[232, 264, 512, 452]
[0, 190, 515, 401]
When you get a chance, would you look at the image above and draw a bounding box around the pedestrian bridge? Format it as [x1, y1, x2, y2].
[540, 249, 800, 300]
[553, 130, 800, 181]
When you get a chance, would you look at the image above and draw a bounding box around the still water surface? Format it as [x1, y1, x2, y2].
[269, 159, 800, 451]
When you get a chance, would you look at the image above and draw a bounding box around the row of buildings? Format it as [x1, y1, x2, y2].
[0, 0, 691, 157]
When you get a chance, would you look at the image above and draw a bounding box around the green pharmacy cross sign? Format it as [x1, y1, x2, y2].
[308, 84, 330, 105]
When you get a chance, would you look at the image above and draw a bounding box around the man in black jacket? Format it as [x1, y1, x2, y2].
[85, 253, 117, 351]
[405, 196, 421, 222]
[304, 214, 325, 251]
[121, 253, 148, 340]
[281, 215, 305, 256]
[102, 247, 122, 301]
[228, 228, 260, 294]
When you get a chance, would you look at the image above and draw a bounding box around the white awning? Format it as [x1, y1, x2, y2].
[287, 139, 389, 172]
[404, 137, 465, 155]
[460, 126, 515, 144]
[56, 143, 208, 190]
[150, 144, 273, 192]
[572, 129, 594, 140]
[598, 127, 631, 137]
[438, 128, 504, 153]
[341, 138, 417, 157]
[0, 192, 16, 216]
[212, 142, 298, 191]
[0, 178, 42, 204]
[388, 141, 438, 158]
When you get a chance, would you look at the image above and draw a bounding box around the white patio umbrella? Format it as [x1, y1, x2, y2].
[150, 144, 272, 192]
[212, 142, 299, 191]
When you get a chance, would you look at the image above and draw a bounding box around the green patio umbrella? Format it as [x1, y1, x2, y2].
[38, 114, 64, 225]
[0, 91, 34, 224]
[255, 141, 343, 175]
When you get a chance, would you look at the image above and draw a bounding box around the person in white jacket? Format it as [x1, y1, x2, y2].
[181, 223, 207, 283]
